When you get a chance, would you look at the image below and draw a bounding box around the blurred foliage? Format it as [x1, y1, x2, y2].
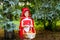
[0, 0, 21, 31]
[30, 0, 60, 31]
[0, 0, 60, 32]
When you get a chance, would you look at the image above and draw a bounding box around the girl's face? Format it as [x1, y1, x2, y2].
[25, 11, 29, 17]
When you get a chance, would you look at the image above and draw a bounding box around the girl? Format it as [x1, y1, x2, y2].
[19, 7, 36, 40]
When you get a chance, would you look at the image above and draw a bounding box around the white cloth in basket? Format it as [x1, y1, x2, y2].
[26, 33, 36, 39]
[24, 25, 30, 32]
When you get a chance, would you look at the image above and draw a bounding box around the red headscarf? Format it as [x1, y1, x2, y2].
[20, 7, 31, 19]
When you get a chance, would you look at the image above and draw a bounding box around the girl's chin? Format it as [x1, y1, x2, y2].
[25, 16, 28, 17]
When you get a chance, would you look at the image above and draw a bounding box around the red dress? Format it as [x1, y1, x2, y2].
[19, 17, 35, 39]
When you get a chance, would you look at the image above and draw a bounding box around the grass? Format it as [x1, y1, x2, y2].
[56, 20, 60, 26]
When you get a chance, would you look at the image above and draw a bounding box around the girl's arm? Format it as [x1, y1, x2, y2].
[30, 19, 34, 27]
[20, 19, 25, 28]
[30, 19, 36, 33]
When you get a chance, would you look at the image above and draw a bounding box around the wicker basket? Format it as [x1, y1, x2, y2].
[23, 32, 36, 39]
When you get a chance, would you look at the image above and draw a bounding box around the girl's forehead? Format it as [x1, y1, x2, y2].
[25, 11, 29, 12]
[25, 11, 29, 13]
